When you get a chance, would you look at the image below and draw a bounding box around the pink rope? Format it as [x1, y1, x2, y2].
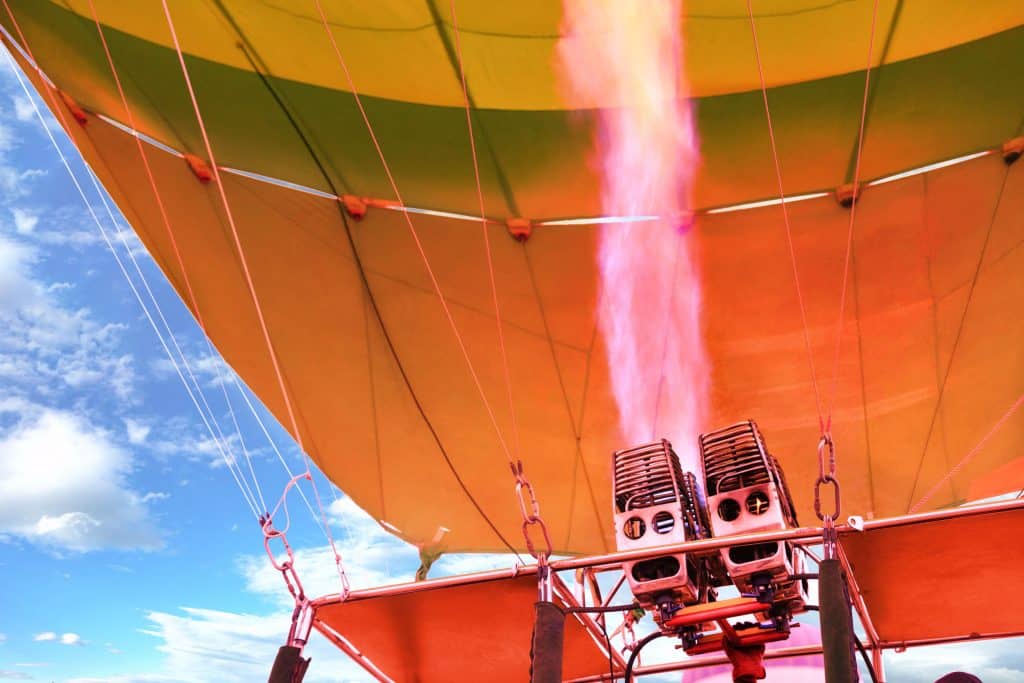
[448, 0, 521, 460]
[85, 0, 202, 327]
[745, 0, 824, 431]
[910, 393, 1024, 513]
[159, 0, 345, 583]
[825, 0, 881, 431]
[85, 0, 268, 513]
[312, 0, 514, 464]
[0, 5, 264, 518]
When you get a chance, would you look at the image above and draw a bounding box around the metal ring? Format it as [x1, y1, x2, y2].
[521, 517, 553, 561]
[813, 475, 841, 521]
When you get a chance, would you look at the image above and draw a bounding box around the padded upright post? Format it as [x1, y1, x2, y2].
[267, 645, 309, 683]
[530, 601, 565, 683]
[820, 559, 858, 683]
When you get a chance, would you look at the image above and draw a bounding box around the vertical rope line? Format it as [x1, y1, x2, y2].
[920, 174, 955, 503]
[159, 0, 346, 584]
[87, 168, 263, 511]
[522, 246, 608, 551]
[449, 0, 521, 461]
[745, 0, 824, 431]
[905, 167, 1012, 511]
[231, 373, 339, 528]
[0, 38, 261, 518]
[910, 393, 1024, 513]
[85, 0, 268, 512]
[195, 2, 501, 548]
[825, 0, 881, 430]
[311, 0, 515, 465]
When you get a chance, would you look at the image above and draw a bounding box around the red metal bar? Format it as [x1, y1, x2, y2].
[312, 619, 393, 683]
[663, 597, 770, 629]
[552, 572, 629, 672]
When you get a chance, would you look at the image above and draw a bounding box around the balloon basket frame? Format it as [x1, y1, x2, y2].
[296, 497, 1024, 682]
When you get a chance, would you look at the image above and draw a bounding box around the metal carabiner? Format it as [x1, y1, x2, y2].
[813, 474, 841, 522]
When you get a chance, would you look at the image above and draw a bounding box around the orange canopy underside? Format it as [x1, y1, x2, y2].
[47, 101, 1023, 555]
[314, 573, 618, 682]
[841, 504, 1024, 644]
[4, 3, 1022, 554]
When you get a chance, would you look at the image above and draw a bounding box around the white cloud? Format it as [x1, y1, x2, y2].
[0, 632, 5, 642]
[0, 234, 136, 400]
[60, 633, 82, 646]
[0, 405, 162, 552]
[0, 120, 15, 152]
[124, 418, 151, 445]
[65, 608, 362, 683]
[0, 670, 33, 680]
[238, 496, 419, 606]
[11, 94, 33, 122]
[32, 631, 82, 646]
[885, 639, 1024, 682]
[10, 208, 37, 234]
[150, 352, 232, 390]
[0, 235, 39, 311]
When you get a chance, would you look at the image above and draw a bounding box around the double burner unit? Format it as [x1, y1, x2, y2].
[612, 420, 807, 638]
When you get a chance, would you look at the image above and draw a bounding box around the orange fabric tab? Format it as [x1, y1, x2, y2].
[341, 195, 367, 220]
[506, 218, 531, 241]
[59, 91, 87, 125]
[183, 153, 213, 183]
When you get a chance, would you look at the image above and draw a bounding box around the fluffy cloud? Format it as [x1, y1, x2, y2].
[10, 208, 36, 234]
[33, 632, 83, 646]
[0, 405, 162, 552]
[63, 608, 364, 683]
[59, 633, 82, 646]
[123, 418, 151, 445]
[885, 639, 1024, 683]
[0, 671, 33, 680]
[150, 351, 232, 390]
[238, 495, 418, 604]
[0, 234, 136, 401]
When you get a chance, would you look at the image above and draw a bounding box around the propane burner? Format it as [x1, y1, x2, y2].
[611, 440, 715, 616]
[699, 420, 806, 613]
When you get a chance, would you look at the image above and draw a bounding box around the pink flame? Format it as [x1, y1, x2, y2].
[558, 1, 708, 464]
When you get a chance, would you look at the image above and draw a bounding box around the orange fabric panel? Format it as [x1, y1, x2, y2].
[15, 18, 1020, 555]
[840, 505, 1024, 643]
[52, 100, 1024, 553]
[315, 574, 617, 682]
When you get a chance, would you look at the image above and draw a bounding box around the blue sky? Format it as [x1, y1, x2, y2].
[0, 45, 1021, 683]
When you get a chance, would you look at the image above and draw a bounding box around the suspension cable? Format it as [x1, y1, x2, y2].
[745, 0, 824, 432]
[88, 168, 264, 511]
[824, 0, 881, 431]
[906, 165, 1013, 511]
[448, 0, 521, 461]
[86, 0, 276, 515]
[312, 0, 554, 564]
[0, 39, 262, 519]
[447, 0, 552, 568]
[311, 0, 515, 465]
[6, 0, 269, 518]
[910, 392, 1024, 513]
[159, 0, 346, 587]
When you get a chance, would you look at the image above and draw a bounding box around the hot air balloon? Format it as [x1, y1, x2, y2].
[2, 1, 1022, 681]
